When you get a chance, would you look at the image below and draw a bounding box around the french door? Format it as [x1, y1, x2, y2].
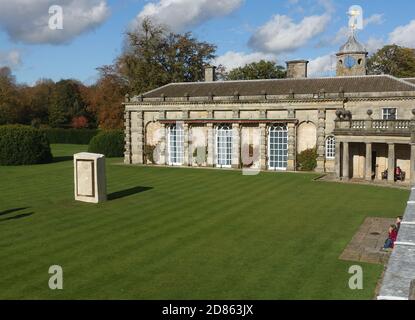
[168, 124, 184, 166]
[268, 125, 288, 170]
[216, 125, 232, 168]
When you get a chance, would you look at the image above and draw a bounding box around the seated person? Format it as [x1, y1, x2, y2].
[383, 225, 398, 250]
[382, 169, 388, 180]
[395, 166, 405, 181]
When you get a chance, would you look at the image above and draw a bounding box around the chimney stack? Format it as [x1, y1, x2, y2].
[204, 65, 217, 82]
[286, 60, 309, 79]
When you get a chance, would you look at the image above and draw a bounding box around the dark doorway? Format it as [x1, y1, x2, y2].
[372, 151, 377, 180]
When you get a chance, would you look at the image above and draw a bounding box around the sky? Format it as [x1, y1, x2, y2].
[0, 0, 415, 85]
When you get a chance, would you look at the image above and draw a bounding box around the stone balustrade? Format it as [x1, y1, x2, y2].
[335, 119, 415, 136]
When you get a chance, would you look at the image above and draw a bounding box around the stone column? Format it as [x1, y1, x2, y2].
[124, 111, 132, 164]
[316, 109, 326, 173]
[388, 143, 395, 182]
[232, 123, 240, 169]
[365, 143, 372, 181]
[183, 123, 189, 166]
[410, 144, 415, 186]
[259, 123, 267, 170]
[131, 111, 144, 164]
[342, 142, 349, 179]
[207, 123, 215, 167]
[335, 141, 341, 179]
[287, 123, 296, 171]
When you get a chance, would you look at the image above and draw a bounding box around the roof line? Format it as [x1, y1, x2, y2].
[146, 74, 401, 87]
[386, 74, 415, 88]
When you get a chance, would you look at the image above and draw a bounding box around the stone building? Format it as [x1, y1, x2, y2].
[124, 33, 415, 185]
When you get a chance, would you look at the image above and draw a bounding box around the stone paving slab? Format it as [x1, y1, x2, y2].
[339, 217, 394, 265]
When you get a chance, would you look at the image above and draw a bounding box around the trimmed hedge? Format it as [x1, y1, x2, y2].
[297, 148, 317, 172]
[88, 130, 124, 158]
[0, 125, 53, 165]
[41, 128, 99, 145]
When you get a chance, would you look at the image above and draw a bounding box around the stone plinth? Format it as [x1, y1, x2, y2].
[74, 153, 107, 203]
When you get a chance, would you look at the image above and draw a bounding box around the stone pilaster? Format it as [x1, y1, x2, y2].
[365, 143, 372, 181]
[159, 124, 167, 165]
[259, 123, 267, 170]
[342, 142, 349, 179]
[232, 123, 240, 169]
[316, 109, 326, 173]
[207, 123, 215, 167]
[411, 144, 415, 186]
[183, 123, 189, 166]
[287, 123, 296, 171]
[335, 141, 341, 179]
[124, 111, 132, 164]
[131, 111, 144, 164]
[388, 143, 395, 182]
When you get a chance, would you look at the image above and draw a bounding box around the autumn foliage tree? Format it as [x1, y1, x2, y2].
[118, 18, 217, 95]
[368, 44, 415, 77]
[84, 65, 128, 129]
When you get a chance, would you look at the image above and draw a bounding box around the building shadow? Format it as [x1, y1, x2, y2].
[0, 207, 30, 217]
[108, 186, 153, 201]
[0, 212, 34, 222]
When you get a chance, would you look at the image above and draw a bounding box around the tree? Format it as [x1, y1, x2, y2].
[118, 18, 216, 95]
[226, 60, 286, 80]
[84, 65, 129, 129]
[0, 67, 21, 125]
[367, 45, 415, 77]
[49, 79, 87, 128]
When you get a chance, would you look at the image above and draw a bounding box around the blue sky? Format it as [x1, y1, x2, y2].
[0, 0, 414, 85]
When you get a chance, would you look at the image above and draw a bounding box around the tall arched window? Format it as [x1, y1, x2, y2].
[325, 136, 336, 159]
[168, 124, 184, 165]
[268, 124, 288, 170]
[216, 125, 232, 168]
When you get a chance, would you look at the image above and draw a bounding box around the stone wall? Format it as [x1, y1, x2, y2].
[378, 190, 415, 300]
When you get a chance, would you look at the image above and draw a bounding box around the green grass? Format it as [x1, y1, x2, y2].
[0, 144, 409, 299]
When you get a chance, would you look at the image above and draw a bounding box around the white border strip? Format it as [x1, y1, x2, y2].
[377, 295, 408, 300]
[407, 201, 415, 204]
[401, 221, 415, 225]
[395, 241, 415, 247]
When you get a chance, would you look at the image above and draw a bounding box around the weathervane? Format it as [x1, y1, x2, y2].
[348, 5, 363, 36]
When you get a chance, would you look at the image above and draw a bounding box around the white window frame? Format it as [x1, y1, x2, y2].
[382, 108, 397, 120]
[216, 125, 232, 168]
[325, 136, 336, 160]
[268, 124, 288, 171]
[167, 124, 184, 166]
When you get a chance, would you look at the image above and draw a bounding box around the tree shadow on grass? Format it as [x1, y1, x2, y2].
[0, 208, 30, 217]
[108, 186, 153, 201]
[0, 213, 34, 222]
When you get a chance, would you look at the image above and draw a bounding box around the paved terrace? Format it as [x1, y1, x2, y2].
[378, 189, 415, 300]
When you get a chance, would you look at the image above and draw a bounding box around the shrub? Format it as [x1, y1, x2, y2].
[297, 148, 317, 171]
[41, 128, 99, 144]
[88, 130, 124, 158]
[0, 125, 53, 165]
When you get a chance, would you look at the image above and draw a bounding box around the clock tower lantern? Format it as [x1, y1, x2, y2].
[336, 34, 368, 77]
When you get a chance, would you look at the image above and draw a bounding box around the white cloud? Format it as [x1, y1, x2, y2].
[364, 13, 384, 27]
[365, 37, 384, 53]
[214, 51, 277, 71]
[133, 0, 243, 32]
[308, 53, 336, 77]
[248, 14, 331, 54]
[0, 49, 22, 69]
[0, 0, 110, 44]
[389, 20, 415, 48]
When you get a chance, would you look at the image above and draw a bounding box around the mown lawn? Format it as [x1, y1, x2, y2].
[0, 144, 409, 299]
